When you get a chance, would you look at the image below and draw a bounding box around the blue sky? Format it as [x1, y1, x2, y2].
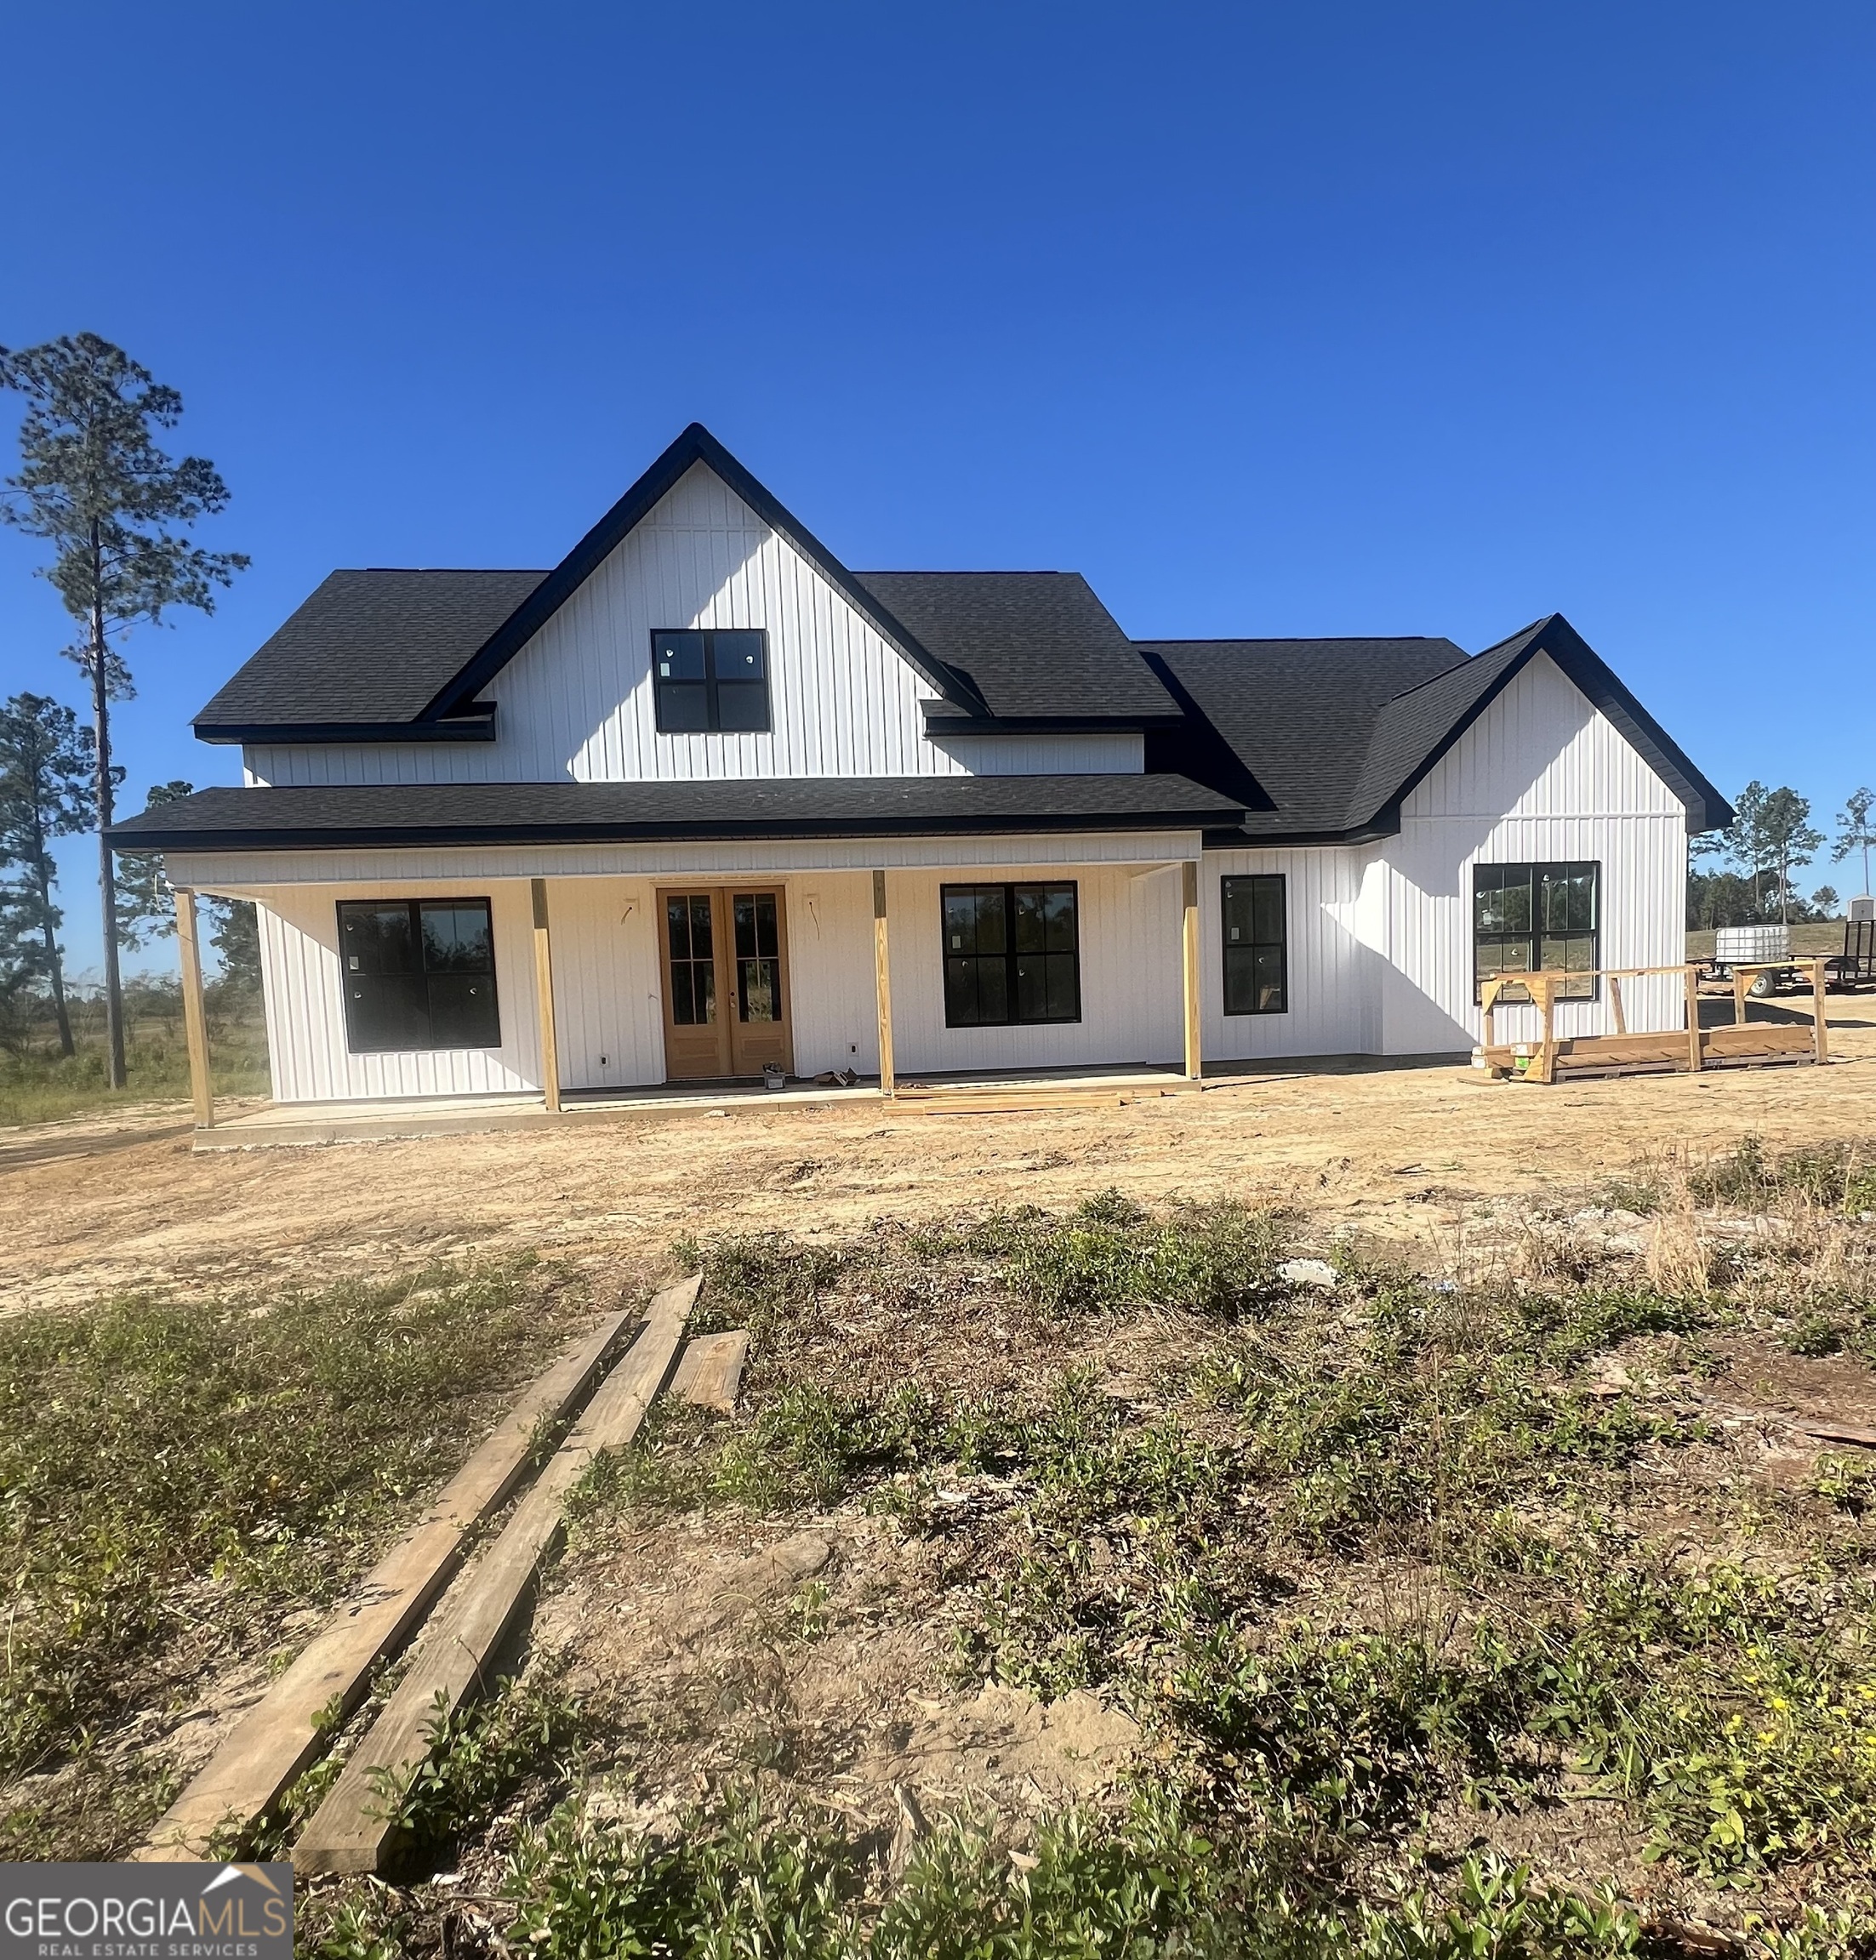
[3, 2, 1872, 977]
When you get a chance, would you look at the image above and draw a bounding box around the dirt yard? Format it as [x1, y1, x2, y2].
[4, 1001, 1873, 1315]
[8, 1002, 1876, 1952]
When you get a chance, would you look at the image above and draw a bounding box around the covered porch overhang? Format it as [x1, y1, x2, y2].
[159, 829, 1212, 1133]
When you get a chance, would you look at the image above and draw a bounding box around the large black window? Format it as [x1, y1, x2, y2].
[1222, 875, 1287, 1014]
[942, 883, 1081, 1027]
[338, 898, 501, 1051]
[1474, 862, 1600, 1002]
[652, 629, 770, 732]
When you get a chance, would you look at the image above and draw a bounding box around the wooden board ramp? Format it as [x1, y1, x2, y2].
[291, 1272, 700, 1877]
[135, 1303, 639, 1860]
[671, 1330, 750, 1412]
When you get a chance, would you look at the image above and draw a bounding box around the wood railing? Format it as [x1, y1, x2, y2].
[1479, 959, 1830, 1085]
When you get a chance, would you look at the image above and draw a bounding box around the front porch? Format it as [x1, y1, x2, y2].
[169, 841, 1211, 1138]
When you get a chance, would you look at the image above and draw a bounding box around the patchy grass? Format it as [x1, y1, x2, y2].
[304, 1783, 1670, 1960]
[1687, 1136, 1876, 1219]
[0, 1256, 595, 1853]
[0, 995, 270, 1127]
[550, 1186, 1876, 1951]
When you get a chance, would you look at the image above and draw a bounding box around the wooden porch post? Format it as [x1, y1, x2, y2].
[872, 869, 896, 1099]
[530, 878, 562, 1114]
[1181, 859, 1202, 1081]
[1684, 964, 1702, 1074]
[1811, 958, 1830, 1067]
[174, 888, 214, 1130]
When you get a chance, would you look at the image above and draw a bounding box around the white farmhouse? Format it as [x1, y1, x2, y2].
[113, 424, 1729, 1119]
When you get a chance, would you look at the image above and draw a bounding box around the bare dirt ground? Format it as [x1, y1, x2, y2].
[3, 1003, 1873, 1315]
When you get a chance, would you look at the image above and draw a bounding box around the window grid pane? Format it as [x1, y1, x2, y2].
[1474, 863, 1599, 1003]
[1221, 875, 1286, 1015]
[339, 898, 501, 1052]
[652, 629, 773, 733]
[940, 884, 1079, 1027]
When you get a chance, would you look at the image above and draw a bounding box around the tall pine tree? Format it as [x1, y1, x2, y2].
[0, 334, 247, 1088]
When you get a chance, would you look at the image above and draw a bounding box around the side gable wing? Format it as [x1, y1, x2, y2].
[1351, 614, 1731, 835]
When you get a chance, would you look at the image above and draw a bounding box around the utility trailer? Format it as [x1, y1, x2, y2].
[1826, 915, 1876, 991]
[1702, 915, 1876, 996]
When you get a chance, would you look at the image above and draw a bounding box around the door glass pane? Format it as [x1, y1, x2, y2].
[739, 960, 778, 1022]
[666, 895, 716, 1026]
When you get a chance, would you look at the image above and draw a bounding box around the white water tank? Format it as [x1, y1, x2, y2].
[1852, 896, 1875, 925]
[1715, 924, 1791, 966]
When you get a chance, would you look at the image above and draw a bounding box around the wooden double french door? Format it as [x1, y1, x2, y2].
[658, 887, 793, 1080]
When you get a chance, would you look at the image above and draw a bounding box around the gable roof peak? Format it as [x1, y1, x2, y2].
[416, 421, 984, 722]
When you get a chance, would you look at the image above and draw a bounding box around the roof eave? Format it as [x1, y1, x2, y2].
[194, 709, 499, 746]
[108, 806, 1243, 855]
[922, 708, 1189, 735]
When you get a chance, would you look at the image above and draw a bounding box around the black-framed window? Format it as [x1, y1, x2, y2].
[652, 629, 770, 732]
[1474, 862, 1600, 1002]
[1222, 875, 1287, 1014]
[942, 883, 1081, 1027]
[338, 898, 501, 1052]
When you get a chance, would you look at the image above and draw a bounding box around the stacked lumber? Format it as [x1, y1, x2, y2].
[139, 1272, 746, 1874]
[292, 1273, 701, 1876]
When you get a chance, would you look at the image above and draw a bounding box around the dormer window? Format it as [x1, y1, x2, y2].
[652, 629, 770, 732]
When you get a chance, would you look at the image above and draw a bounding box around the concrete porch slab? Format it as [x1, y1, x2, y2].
[189, 1063, 1205, 1150]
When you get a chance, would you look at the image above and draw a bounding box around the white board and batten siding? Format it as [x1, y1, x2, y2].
[1199, 846, 1379, 1061]
[257, 883, 546, 1103]
[1372, 652, 1689, 1054]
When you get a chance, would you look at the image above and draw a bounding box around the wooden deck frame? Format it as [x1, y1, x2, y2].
[1479, 959, 1832, 1085]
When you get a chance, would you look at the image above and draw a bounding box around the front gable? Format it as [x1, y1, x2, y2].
[484, 459, 967, 782]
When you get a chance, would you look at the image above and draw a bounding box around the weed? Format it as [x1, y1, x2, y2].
[367, 1667, 588, 1857]
[973, 1189, 1289, 1318]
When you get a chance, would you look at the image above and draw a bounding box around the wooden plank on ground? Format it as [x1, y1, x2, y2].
[1794, 1417, 1876, 1450]
[291, 1273, 700, 1877]
[135, 1303, 638, 1860]
[670, 1330, 750, 1412]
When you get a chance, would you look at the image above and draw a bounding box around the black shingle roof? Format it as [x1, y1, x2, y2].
[196, 570, 547, 736]
[851, 573, 1177, 721]
[109, 775, 1246, 852]
[1140, 637, 1468, 836]
[177, 425, 1728, 842]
